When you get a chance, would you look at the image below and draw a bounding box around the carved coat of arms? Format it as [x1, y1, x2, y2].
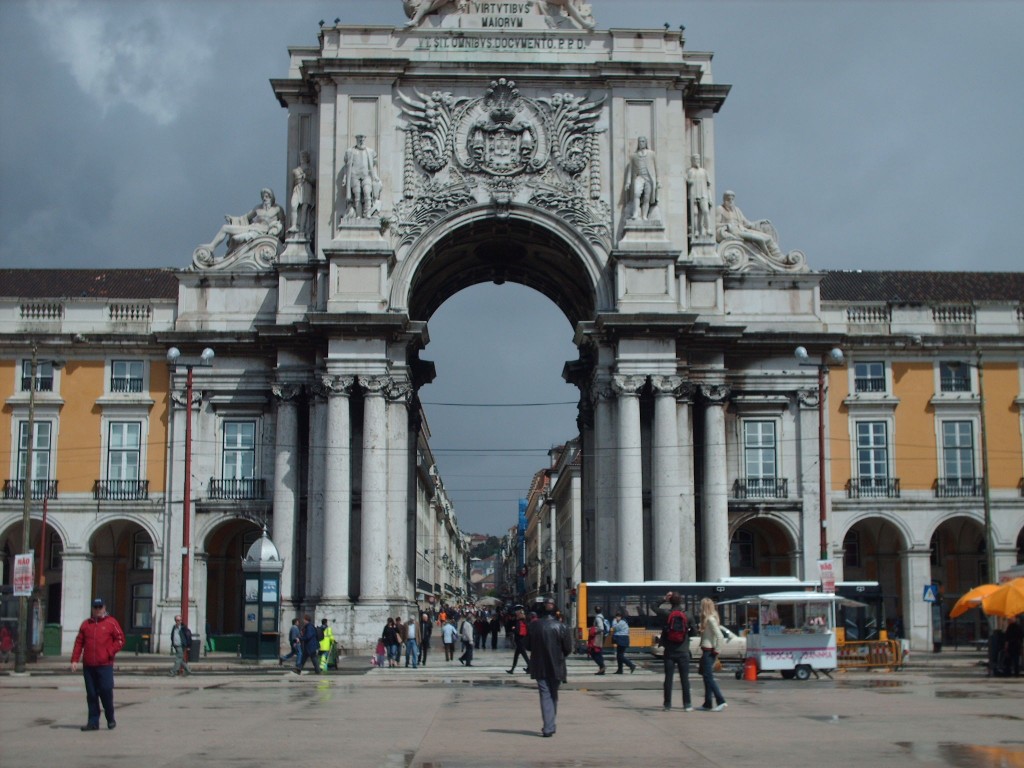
[396, 79, 609, 247]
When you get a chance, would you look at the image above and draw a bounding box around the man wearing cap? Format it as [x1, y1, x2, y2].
[525, 597, 573, 738]
[71, 598, 125, 731]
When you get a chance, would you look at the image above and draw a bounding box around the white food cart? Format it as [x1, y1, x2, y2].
[720, 591, 864, 680]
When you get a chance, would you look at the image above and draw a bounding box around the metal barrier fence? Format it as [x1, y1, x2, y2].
[837, 639, 904, 670]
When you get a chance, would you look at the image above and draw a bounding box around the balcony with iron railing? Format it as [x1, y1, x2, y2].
[732, 477, 789, 499]
[207, 478, 266, 500]
[935, 478, 983, 498]
[94, 479, 150, 500]
[3, 479, 59, 500]
[854, 377, 886, 393]
[110, 377, 144, 393]
[939, 377, 972, 393]
[847, 477, 901, 498]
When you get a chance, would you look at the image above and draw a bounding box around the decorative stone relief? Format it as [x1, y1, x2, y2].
[395, 79, 609, 247]
[797, 388, 820, 408]
[402, 0, 596, 30]
[359, 375, 390, 396]
[716, 191, 807, 273]
[385, 378, 414, 404]
[192, 188, 285, 271]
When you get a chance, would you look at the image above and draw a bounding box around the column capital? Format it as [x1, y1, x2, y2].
[650, 375, 683, 395]
[611, 374, 646, 396]
[385, 378, 414, 404]
[321, 374, 355, 397]
[360, 375, 389, 396]
[797, 388, 820, 408]
[698, 383, 730, 404]
[271, 382, 304, 402]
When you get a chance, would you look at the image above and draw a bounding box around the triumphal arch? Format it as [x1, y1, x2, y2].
[180, 0, 823, 648]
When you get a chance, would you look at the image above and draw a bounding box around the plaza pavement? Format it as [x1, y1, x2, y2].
[1, 646, 1021, 768]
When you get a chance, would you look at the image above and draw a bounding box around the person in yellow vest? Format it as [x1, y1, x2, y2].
[318, 618, 335, 672]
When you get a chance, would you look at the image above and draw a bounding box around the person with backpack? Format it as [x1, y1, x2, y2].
[588, 606, 608, 675]
[506, 608, 531, 674]
[660, 592, 693, 711]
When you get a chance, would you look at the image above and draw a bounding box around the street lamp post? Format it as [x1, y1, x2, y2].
[795, 346, 844, 562]
[166, 347, 214, 627]
[976, 355, 995, 584]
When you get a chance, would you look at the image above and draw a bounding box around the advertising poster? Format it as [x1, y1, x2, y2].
[13, 553, 34, 596]
[817, 559, 835, 593]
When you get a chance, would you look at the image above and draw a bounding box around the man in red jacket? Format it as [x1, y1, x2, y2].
[71, 597, 125, 731]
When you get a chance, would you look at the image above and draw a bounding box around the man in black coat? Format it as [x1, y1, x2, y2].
[525, 597, 573, 738]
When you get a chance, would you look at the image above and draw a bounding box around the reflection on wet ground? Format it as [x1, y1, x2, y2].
[897, 742, 1024, 767]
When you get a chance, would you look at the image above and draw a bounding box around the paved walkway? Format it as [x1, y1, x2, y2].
[2, 647, 1021, 768]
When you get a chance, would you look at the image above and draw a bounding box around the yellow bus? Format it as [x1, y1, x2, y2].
[573, 579, 885, 654]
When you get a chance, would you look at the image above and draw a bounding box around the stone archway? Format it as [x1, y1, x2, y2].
[729, 516, 796, 577]
[203, 519, 261, 638]
[88, 520, 157, 650]
[841, 516, 907, 638]
[929, 515, 987, 646]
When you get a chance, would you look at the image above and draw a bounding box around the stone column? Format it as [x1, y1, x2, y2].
[677, 384, 697, 580]
[651, 376, 683, 580]
[360, 376, 389, 600]
[386, 378, 413, 601]
[613, 375, 646, 582]
[592, 381, 617, 580]
[700, 384, 730, 581]
[547, 498, 557, 595]
[796, 388, 820, 580]
[61, 552, 92, 654]
[271, 382, 302, 608]
[306, 385, 328, 598]
[902, 547, 933, 652]
[321, 375, 354, 603]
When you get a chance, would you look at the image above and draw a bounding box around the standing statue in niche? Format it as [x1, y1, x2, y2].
[716, 190, 784, 260]
[202, 188, 285, 255]
[289, 150, 315, 238]
[625, 136, 659, 221]
[342, 135, 381, 219]
[685, 154, 712, 239]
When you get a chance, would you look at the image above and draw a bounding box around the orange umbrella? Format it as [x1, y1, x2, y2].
[949, 583, 999, 619]
[981, 578, 1024, 619]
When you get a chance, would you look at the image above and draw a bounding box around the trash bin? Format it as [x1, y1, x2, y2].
[189, 636, 201, 662]
[43, 623, 62, 656]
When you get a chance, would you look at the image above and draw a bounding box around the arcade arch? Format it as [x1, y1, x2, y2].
[729, 516, 796, 577]
[841, 516, 907, 635]
[203, 519, 262, 638]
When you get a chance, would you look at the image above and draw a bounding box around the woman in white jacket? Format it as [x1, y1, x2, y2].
[698, 598, 728, 711]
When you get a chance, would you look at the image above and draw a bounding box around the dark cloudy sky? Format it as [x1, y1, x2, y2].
[1, 0, 1021, 536]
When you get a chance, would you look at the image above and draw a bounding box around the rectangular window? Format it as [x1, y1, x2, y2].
[48, 531, 64, 570]
[942, 421, 975, 480]
[939, 361, 971, 393]
[108, 422, 142, 482]
[111, 360, 144, 393]
[18, 421, 52, 485]
[223, 421, 256, 480]
[854, 361, 886, 393]
[856, 421, 889, 481]
[744, 421, 777, 479]
[21, 360, 54, 392]
[133, 531, 152, 570]
[131, 583, 152, 630]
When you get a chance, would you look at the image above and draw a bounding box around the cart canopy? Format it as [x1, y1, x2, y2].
[717, 591, 868, 608]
